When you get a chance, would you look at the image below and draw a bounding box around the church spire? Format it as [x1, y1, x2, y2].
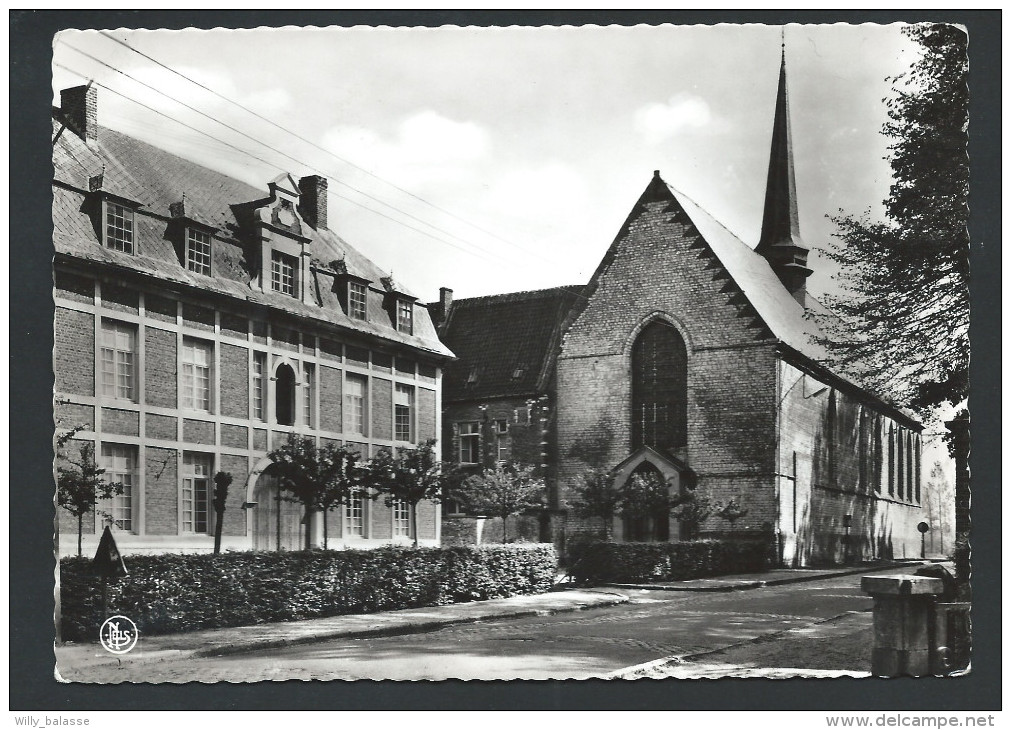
[756, 37, 812, 305]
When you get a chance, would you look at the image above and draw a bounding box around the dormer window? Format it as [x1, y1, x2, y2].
[105, 202, 135, 253]
[348, 281, 367, 320]
[397, 299, 413, 334]
[186, 228, 212, 277]
[271, 250, 297, 297]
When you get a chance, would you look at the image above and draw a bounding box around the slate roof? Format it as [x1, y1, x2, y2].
[52, 118, 452, 359]
[438, 286, 583, 402]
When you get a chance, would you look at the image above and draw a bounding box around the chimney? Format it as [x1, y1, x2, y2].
[440, 287, 453, 316]
[61, 85, 98, 144]
[298, 175, 328, 230]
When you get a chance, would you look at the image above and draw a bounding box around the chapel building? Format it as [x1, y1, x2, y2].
[437, 54, 926, 565]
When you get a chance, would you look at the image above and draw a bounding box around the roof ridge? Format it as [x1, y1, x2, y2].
[452, 284, 585, 305]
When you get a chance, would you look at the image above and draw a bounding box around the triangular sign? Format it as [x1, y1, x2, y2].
[92, 526, 128, 579]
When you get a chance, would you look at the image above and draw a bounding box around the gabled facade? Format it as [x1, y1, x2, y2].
[439, 54, 927, 565]
[53, 85, 453, 555]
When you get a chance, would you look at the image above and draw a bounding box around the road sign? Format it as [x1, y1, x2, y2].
[92, 526, 128, 579]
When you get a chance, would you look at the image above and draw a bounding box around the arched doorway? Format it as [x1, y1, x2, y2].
[251, 464, 304, 551]
[275, 363, 296, 427]
[621, 461, 671, 542]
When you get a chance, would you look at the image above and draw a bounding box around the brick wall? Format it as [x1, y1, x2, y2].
[371, 377, 392, 439]
[555, 195, 781, 549]
[219, 343, 249, 419]
[417, 386, 437, 442]
[217, 453, 249, 537]
[319, 365, 342, 432]
[145, 446, 178, 535]
[146, 413, 176, 441]
[102, 407, 139, 437]
[144, 327, 177, 408]
[54, 307, 94, 396]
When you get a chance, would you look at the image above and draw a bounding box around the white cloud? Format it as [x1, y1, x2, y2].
[633, 93, 718, 144]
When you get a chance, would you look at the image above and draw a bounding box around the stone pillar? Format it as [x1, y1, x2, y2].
[862, 574, 944, 677]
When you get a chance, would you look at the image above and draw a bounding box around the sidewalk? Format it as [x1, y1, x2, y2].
[55, 587, 629, 676]
[603, 559, 930, 592]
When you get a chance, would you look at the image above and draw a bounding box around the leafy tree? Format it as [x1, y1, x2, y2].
[454, 462, 546, 543]
[268, 435, 365, 550]
[211, 471, 233, 555]
[819, 24, 968, 415]
[672, 491, 713, 541]
[368, 439, 446, 546]
[714, 498, 749, 530]
[57, 441, 124, 557]
[570, 468, 622, 539]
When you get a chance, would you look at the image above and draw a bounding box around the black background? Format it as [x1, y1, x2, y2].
[11, 9, 1001, 711]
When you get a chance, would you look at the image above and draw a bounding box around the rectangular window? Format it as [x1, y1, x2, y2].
[495, 419, 509, 463]
[271, 250, 297, 297]
[459, 422, 480, 464]
[100, 444, 136, 533]
[395, 384, 414, 442]
[303, 362, 314, 427]
[100, 320, 136, 401]
[105, 202, 134, 253]
[345, 493, 365, 537]
[252, 351, 266, 420]
[182, 338, 213, 411]
[186, 228, 212, 276]
[344, 374, 367, 435]
[397, 299, 413, 334]
[182, 452, 211, 534]
[896, 429, 905, 500]
[887, 427, 895, 496]
[393, 500, 411, 538]
[348, 281, 367, 320]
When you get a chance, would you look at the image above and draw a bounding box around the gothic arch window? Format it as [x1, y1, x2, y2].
[275, 363, 296, 427]
[631, 320, 688, 453]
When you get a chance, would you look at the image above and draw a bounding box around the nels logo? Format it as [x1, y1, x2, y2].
[99, 615, 138, 655]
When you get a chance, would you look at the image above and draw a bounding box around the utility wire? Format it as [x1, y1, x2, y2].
[57, 39, 513, 267]
[52, 60, 508, 266]
[97, 30, 554, 262]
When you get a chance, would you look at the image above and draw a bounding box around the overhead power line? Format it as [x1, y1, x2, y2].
[51, 61, 508, 267]
[56, 39, 513, 267]
[97, 30, 553, 262]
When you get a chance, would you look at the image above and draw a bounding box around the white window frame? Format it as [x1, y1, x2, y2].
[99, 443, 136, 533]
[345, 492, 366, 537]
[459, 422, 480, 465]
[252, 351, 266, 421]
[303, 362, 315, 428]
[181, 452, 212, 535]
[100, 319, 137, 402]
[348, 281, 367, 320]
[494, 419, 509, 463]
[181, 337, 213, 412]
[104, 201, 134, 254]
[271, 250, 297, 297]
[394, 384, 414, 443]
[393, 499, 412, 539]
[344, 374, 367, 435]
[396, 299, 413, 334]
[186, 227, 213, 277]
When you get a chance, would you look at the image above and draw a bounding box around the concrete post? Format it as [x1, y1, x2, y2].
[861, 574, 944, 677]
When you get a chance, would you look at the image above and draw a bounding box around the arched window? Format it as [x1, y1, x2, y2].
[631, 320, 688, 452]
[622, 462, 670, 543]
[276, 363, 296, 426]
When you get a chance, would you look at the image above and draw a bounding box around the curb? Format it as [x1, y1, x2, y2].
[56, 591, 629, 672]
[604, 561, 927, 593]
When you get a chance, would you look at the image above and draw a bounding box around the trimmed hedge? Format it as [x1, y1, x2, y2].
[568, 539, 769, 584]
[60, 544, 556, 642]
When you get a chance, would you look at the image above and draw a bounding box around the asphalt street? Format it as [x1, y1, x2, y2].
[67, 567, 911, 682]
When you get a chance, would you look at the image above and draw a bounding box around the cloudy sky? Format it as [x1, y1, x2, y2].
[52, 23, 919, 303]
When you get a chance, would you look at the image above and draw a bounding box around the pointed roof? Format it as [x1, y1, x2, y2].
[755, 44, 805, 256]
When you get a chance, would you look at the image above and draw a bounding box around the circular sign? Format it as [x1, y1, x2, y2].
[99, 615, 138, 654]
[917, 521, 931, 534]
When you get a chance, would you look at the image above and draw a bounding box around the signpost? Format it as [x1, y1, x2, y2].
[92, 526, 127, 620]
[917, 521, 930, 560]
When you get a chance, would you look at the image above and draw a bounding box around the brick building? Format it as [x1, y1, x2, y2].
[438, 55, 926, 565]
[53, 85, 453, 555]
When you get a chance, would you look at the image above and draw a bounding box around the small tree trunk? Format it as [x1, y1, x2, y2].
[77, 514, 83, 558]
[213, 510, 224, 554]
[411, 501, 419, 547]
[322, 508, 329, 550]
[305, 506, 312, 551]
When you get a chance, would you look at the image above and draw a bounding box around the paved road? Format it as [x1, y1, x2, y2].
[66, 567, 908, 682]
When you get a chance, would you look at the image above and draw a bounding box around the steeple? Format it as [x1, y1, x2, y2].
[755, 38, 812, 305]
